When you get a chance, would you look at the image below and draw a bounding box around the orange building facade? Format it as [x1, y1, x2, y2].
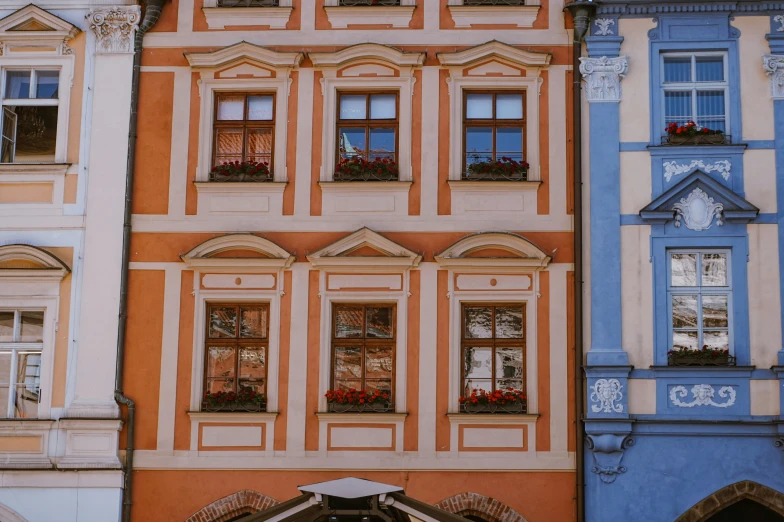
[127, 1, 577, 521]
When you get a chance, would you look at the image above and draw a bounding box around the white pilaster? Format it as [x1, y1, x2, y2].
[285, 264, 310, 453]
[418, 263, 437, 454]
[293, 69, 314, 217]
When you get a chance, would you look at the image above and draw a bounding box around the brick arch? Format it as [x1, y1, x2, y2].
[185, 490, 279, 522]
[435, 492, 528, 522]
[675, 481, 784, 522]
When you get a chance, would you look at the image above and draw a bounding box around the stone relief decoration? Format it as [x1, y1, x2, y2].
[590, 379, 624, 413]
[670, 384, 736, 408]
[663, 160, 731, 183]
[763, 54, 784, 99]
[775, 14, 784, 31]
[775, 439, 784, 451]
[578, 56, 628, 103]
[87, 6, 141, 54]
[586, 434, 634, 484]
[673, 188, 724, 231]
[594, 18, 615, 36]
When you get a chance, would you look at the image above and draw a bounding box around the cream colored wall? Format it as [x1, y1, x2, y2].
[750, 380, 781, 416]
[621, 225, 654, 369]
[744, 150, 777, 213]
[620, 152, 652, 215]
[736, 16, 775, 141]
[747, 224, 783, 368]
[619, 18, 655, 143]
[627, 379, 656, 415]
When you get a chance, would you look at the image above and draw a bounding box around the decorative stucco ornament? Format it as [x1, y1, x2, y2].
[763, 54, 784, 100]
[590, 379, 624, 413]
[594, 18, 615, 36]
[87, 6, 141, 54]
[663, 160, 731, 183]
[775, 14, 784, 32]
[586, 434, 634, 484]
[672, 188, 724, 231]
[579, 56, 628, 103]
[669, 384, 736, 408]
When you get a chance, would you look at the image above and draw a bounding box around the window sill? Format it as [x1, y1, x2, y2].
[448, 180, 540, 215]
[316, 412, 407, 420]
[447, 413, 539, 424]
[324, 5, 416, 28]
[188, 411, 279, 420]
[194, 181, 286, 216]
[447, 4, 540, 28]
[319, 180, 411, 216]
[202, 6, 293, 29]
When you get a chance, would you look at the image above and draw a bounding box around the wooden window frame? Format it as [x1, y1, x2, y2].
[203, 302, 270, 397]
[462, 90, 526, 175]
[335, 91, 400, 166]
[460, 302, 526, 396]
[330, 303, 397, 401]
[212, 92, 276, 168]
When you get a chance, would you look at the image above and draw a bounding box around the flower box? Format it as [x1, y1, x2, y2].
[209, 160, 272, 182]
[325, 388, 393, 413]
[202, 390, 266, 412]
[327, 401, 393, 413]
[463, 157, 530, 181]
[667, 347, 735, 367]
[460, 401, 526, 414]
[202, 401, 267, 412]
[663, 121, 728, 146]
[458, 388, 527, 414]
[334, 157, 399, 182]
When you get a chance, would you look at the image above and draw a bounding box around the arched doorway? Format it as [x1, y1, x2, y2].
[435, 492, 528, 522]
[185, 490, 279, 522]
[675, 481, 784, 522]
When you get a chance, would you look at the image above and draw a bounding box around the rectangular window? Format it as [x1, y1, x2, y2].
[0, 309, 43, 418]
[461, 304, 525, 396]
[669, 251, 731, 352]
[463, 91, 527, 180]
[1, 69, 60, 163]
[662, 53, 728, 133]
[336, 92, 399, 181]
[331, 304, 395, 398]
[204, 303, 268, 397]
[212, 92, 274, 178]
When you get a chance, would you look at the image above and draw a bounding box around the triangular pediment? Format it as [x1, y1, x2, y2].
[437, 40, 551, 69]
[307, 228, 421, 268]
[435, 232, 551, 268]
[185, 42, 303, 70]
[0, 5, 78, 41]
[181, 234, 294, 269]
[640, 171, 759, 228]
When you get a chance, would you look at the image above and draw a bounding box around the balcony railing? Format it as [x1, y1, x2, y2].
[462, 0, 525, 5]
[338, 0, 401, 5]
[216, 0, 279, 6]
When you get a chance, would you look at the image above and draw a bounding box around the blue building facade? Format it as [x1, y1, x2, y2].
[581, 1, 784, 520]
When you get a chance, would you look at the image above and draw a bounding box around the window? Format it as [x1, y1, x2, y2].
[331, 304, 395, 397]
[669, 251, 731, 352]
[0, 309, 43, 418]
[1, 69, 59, 163]
[212, 92, 274, 179]
[662, 53, 728, 134]
[204, 304, 268, 397]
[463, 92, 527, 180]
[461, 304, 525, 395]
[336, 92, 398, 181]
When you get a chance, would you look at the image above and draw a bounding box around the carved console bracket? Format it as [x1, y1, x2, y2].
[578, 56, 628, 103]
[763, 54, 784, 99]
[87, 6, 141, 54]
[586, 433, 634, 484]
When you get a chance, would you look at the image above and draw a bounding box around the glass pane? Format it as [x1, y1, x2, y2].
[696, 56, 724, 82]
[238, 380, 264, 395]
[333, 346, 362, 380]
[35, 71, 59, 99]
[366, 379, 391, 395]
[0, 312, 13, 342]
[464, 346, 492, 380]
[240, 307, 268, 338]
[15, 384, 38, 418]
[0, 386, 8, 417]
[206, 346, 236, 378]
[246, 128, 272, 164]
[366, 306, 393, 338]
[464, 307, 492, 338]
[335, 306, 363, 338]
[664, 91, 692, 127]
[496, 94, 523, 119]
[663, 57, 692, 83]
[16, 352, 40, 391]
[214, 128, 243, 165]
[696, 90, 726, 132]
[238, 347, 265, 383]
[370, 94, 396, 119]
[495, 307, 523, 338]
[466, 94, 493, 119]
[339, 94, 367, 120]
[8, 106, 57, 163]
[206, 378, 234, 394]
[673, 331, 698, 351]
[4, 71, 31, 99]
[497, 379, 523, 392]
[496, 127, 523, 160]
[334, 379, 362, 392]
[0, 353, 11, 385]
[671, 254, 697, 287]
[702, 253, 727, 287]
[339, 128, 366, 161]
[495, 347, 523, 381]
[671, 295, 698, 328]
[209, 307, 237, 338]
[703, 330, 729, 351]
[365, 345, 393, 378]
[702, 295, 729, 328]
[19, 311, 43, 342]
[217, 95, 245, 120]
[465, 127, 493, 165]
[247, 95, 273, 121]
[369, 128, 395, 161]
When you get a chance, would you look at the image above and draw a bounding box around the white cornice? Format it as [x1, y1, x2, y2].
[437, 40, 551, 68]
[308, 43, 425, 69]
[185, 41, 304, 70]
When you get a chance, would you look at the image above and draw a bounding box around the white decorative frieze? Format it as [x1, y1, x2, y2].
[87, 6, 141, 54]
[579, 56, 628, 103]
[673, 188, 724, 231]
[590, 379, 624, 413]
[669, 384, 736, 408]
[775, 14, 784, 32]
[594, 18, 615, 36]
[763, 54, 784, 99]
[663, 160, 731, 183]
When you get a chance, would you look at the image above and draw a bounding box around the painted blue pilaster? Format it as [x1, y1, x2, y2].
[775, 100, 784, 365]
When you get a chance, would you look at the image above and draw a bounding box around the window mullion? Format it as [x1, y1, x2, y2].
[12, 311, 20, 343]
[7, 348, 17, 418]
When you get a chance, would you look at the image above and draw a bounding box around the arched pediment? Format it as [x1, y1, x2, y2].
[435, 232, 551, 268]
[0, 245, 70, 276]
[181, 234, 295, 269]
[0, 504, 28, 522]
[185, 42, 303, 71]
[309, 43, 425, 70]
[437, 41, 551, 69]
[307, 228, 421, 269]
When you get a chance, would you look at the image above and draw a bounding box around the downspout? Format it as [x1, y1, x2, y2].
[115, 2, 165, 522]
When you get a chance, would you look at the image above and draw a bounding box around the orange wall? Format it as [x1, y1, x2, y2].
[174, 270, 195, 451]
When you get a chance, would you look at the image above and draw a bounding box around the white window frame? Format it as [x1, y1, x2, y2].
[660, 51, 730, 133]
[0, 309, 44, 418]
[667, 249, 733, 354]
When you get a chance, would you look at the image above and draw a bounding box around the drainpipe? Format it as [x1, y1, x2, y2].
[563, 3, 596, 522]
[114, 2, 165, 521]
